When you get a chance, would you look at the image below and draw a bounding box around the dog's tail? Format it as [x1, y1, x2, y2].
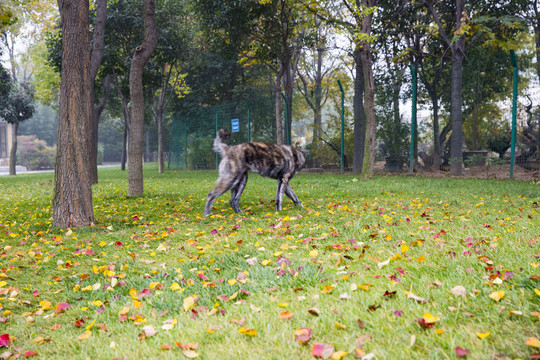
[213, 128, 230, 155]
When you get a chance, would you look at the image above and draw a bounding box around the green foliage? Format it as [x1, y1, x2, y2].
[487, 127, 511, 159]
[18, 103, 57, 146]
[0, 81, 35, 125]
[16, 135, 56, 170]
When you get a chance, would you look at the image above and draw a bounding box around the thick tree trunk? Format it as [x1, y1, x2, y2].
[352, 47, 365, 174]
[9, 122, 17, 175]
[88, 0, 107, 185]
[53, 0, 95, 228]
[128, 0, 157, 196]
[360, 46, 376, 179]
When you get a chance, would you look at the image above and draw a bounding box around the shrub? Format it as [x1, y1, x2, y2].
[17, 135, 56, 170]
[487, 129, 511, 159]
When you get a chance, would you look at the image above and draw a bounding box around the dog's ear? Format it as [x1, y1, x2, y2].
[218, 128, 231, 142]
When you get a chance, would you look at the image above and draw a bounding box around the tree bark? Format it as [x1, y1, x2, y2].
[359, 0, 377, 179]
[274, 66, 285, 145]
[9, 122, 17, 176]
[128, 0, 157, 196]
[88, 0, 107, 185]
[352, 47, 365, 174]
[53, 0, 95, 228]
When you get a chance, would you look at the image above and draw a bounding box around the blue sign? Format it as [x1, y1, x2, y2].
[231, 119, 239, 132]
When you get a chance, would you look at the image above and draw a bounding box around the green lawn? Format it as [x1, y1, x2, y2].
[0, 164, 539, 359]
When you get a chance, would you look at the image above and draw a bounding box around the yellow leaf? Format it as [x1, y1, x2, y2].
[401, 242, 409, 254]
[309, 250, 319, 257]
[534, 288, 540, 297]
[526, 337, 540, 348]
[322, 285, 335, 294]
[238, 327, 257, 336]
[170, 283, 181, 291]
[358, 284, 372, 291]
[476, 332, 490, 340]
[335, 323, 346, 329]
[183, 296, 197, 312]
[86, 319, 96, 330]
[489, 290, 505, 302]
[228, 279, 237, 286]
[40, 300, 53, 310]
[99, 241, 107, 247]
[423, 312, 440, 324]
[73, 284, 81, 292]
[0, 281, 6, 287]
[118, 307, 130, 316]
[149, 282, 159, 289]
[78, 330, 92, 340]
[385, 234, 392, 240]
[129, 288, 138, 300]
[436, 329, 444, 335]
[417, 256, 426, 262]
[331, 350, 348, 360]
[261, 260, 272, 266]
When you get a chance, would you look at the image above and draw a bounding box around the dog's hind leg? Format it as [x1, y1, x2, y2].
[284, 184, 302, 207]
[275, 178, 288, 211]
[229, 172, 248, 213]
[204, 177, 235, 216]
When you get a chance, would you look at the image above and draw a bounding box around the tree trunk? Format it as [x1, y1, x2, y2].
[53, 0, 95, 228]
[352, 47, 365, 174]
[274, 67, 285, 145]
[9, 122, 17, 175]
[360, 46, 376, 179]
[88, 0, 107, 185]
[431, 97, 441, 171]
[359, 0, 377, 179]
[128, 0, 157, 196]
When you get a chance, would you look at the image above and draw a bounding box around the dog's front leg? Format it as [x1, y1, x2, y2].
[285, 184, 302, 207]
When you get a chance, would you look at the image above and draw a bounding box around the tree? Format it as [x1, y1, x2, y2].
[0, 81, 35, 175]
[53, 0, 94, 228]
[128, 0, 157, 196]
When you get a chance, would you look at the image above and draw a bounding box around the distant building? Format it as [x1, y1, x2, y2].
[0, 120, 12, 166]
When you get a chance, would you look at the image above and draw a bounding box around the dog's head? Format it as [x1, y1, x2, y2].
[218, 128, 231, 142]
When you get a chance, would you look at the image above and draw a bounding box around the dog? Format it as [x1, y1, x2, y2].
[203, 129, 305, 216]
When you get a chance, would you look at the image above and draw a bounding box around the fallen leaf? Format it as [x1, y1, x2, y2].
[23, 350, 37, 358]
[182, 350, 199, 358]
[0, 334, 10, 347]
[476, 332, 490, 340]
[55, 302, 70, 313]
[526, 337, 540, 348]
[312, 343, 335, 359]
[489, 290, 505, 302]
[451, 286, 467, 297]
[331, 350, 347, 360]
[279, 311, 293, 320]
[294, 328, 312, 344]
[142, 325, 157, 337]
[423, 312, 440, 324]
[78, 330, 92, 340]
[455, 346, 469, 357]
[238, 327, 257, 336]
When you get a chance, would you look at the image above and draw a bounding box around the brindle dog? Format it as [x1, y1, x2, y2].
[204, 129, 305, 216]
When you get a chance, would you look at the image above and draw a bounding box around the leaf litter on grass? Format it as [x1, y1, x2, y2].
[0, 169, 538, 359]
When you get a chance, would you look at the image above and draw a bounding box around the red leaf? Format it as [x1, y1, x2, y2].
[416, 318, 434, 329]
[55, 302, 70, 313]
[455, 347, 469, 357]
[0, 334, 10, 347]
[312, 343, 334, 358]
[24, 350, 38, 358]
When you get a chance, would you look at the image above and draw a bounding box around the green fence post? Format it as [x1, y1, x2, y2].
[281, 93, 290, 145]
[184, 118, 188, 170]
[409, 65, 417, 175]
[337, 80, 345, 173]
[510, 50, 518, 180]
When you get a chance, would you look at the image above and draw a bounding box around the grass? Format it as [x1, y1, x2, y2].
[0, 163, 538, 359]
